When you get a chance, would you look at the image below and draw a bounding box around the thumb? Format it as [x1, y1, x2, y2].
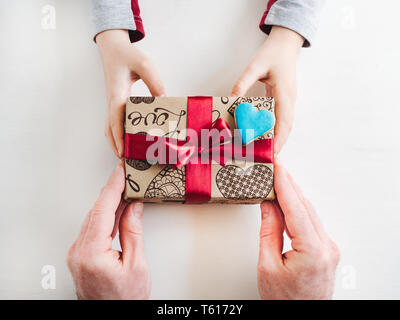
[231, 65, 260, 97]
[136, 59, 166, 97]
[119, 201, 146, 267]
[272, 86, 295, 154]
[259, 201, 284, 270]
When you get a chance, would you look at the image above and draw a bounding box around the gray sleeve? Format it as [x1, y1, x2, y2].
[260, 0, 326, 47]
[90, 0, 143, 42]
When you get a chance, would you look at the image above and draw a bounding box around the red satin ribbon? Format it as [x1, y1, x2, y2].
[125, 131, 274, 168]
[125, 96, 274, 203]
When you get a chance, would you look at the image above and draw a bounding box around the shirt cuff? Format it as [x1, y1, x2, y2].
[91, 0, 144, 43]
[260, 0, 325, 47]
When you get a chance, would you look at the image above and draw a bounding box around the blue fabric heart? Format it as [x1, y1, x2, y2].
[234, 102, 275, 145]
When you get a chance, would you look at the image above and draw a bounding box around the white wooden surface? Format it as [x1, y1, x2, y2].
[0, 0, 399, 299]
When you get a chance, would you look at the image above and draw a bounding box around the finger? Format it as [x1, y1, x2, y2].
[136, 60, 165, 96]
[109, 104, 126, 158]
[84, 161, 126, 249]
[259, 201, 284, 269]
[231, 64, 260, 97]
[119, 201, 146, 268]
[107, 90, 127, 158]
[105, 122, 119, 157]
[272, 86, 295, 153]
[274, 158, 320, 250]
[75, 213, 91, 247]
[111, 200, 128, 239]
[265, 83, 273, 97]
[303, 197, 331, 242]
[68, 212, 91, 263]
[284, 170, 329, 241]
[274, 199, 293, 239]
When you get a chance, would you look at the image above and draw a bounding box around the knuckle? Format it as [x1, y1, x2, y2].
[232, 82, 245, 95]
[246, 62, 259, 75]
[330, 241, 341, 265]
[91, 204, 104, 217]
[66, 245, 76, 269]
[320, 251, 333, 268]
[307, 242, 325, 260]
[125, 224, 143, 236]
[99, 186, 107, 195]
[314, 246, 340, 272]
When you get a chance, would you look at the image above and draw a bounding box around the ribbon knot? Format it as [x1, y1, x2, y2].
[170, 118, 232, 168]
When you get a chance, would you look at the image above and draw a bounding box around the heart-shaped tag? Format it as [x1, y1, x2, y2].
[234, 102, 275, 145]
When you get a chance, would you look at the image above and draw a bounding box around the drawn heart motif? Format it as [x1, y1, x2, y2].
[234, 102, 275, 145]
[216, 164, 273, 199]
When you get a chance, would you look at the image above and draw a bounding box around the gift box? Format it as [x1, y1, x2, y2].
[124, 96, 275, 204]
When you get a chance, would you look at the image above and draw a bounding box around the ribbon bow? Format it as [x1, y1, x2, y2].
[163, 118, 233, 169]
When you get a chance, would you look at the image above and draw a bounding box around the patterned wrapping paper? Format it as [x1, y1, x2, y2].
[124, 97, 275, 204]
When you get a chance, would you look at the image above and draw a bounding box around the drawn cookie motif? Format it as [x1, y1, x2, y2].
[144, 165, 186, 199]
[126, 159, 151, 171]
[130, 97, 156, 104]
[216, 164, 273, 199]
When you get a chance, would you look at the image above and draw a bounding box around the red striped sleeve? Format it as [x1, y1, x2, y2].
[130, 0, 145, 42]
[259, 0, 278, 34]
[130, 0, 280, 43]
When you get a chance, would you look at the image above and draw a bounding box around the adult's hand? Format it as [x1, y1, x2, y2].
[97, 29, 165, 157]
[232, 26, 303, 153]
[258, 159, 340, 299]
[67, 162, 151, 299]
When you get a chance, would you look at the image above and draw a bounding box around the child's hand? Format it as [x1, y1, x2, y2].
[231, 26, 303, 153]
[97, 30, 165, 158]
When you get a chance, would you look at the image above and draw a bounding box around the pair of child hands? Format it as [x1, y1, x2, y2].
[96, 26, 302, 158]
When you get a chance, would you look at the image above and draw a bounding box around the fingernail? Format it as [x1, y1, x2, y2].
[260, 202, 270, 218]
[274, 155, 280, 166]
[274, 141, 280, 154]
[262, 210, 270, 218]
[117, 145, 123, 158]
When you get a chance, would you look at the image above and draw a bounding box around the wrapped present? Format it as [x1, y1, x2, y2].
[124, 96, 275, 204]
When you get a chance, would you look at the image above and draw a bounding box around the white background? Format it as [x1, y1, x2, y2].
[1, 0, 399, 299]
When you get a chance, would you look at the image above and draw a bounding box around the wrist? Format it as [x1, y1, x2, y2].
[266, 26, 304, 55]
[96, 29, 131, 51]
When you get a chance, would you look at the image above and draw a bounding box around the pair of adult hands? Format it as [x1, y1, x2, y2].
[67, 159, 340, 299]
